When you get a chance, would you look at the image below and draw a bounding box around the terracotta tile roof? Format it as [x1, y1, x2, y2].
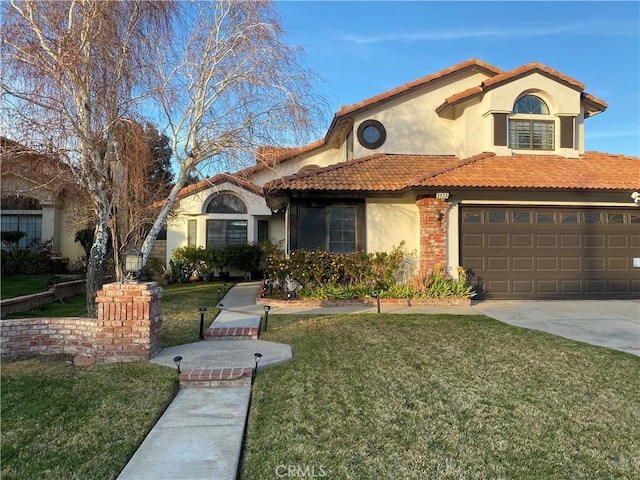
[264, 154, 462, 193]
[265, 151, 639, 194]
[414, 152, 640, 190]
[176, 173, 263, 200]
[437, 62, 607, 114]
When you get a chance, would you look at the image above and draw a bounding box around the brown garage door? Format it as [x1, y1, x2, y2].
[460, 207, 640, 299]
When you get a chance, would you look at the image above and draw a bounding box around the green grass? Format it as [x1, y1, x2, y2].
[2, 294, 88, 319]
[160, 281, 230, 347]
[1, 356, 178, 480]
[240, 314, 640, 480]
[0, 274, 55, 299]
[0, 280, 231, 346]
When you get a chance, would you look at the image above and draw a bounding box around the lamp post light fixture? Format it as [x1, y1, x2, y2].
[253, 352, 263, 383]
[173, 355, 183, 374]
[198, 307, 207, 340]
[123, 248, 144, 283]
[263, 305, 271, 332]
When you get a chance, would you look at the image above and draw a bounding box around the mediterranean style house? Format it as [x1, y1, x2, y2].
[142, 60, 640, 298]
[0, 137, 85, 263]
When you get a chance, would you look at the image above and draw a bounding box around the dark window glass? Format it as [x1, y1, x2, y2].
[584, 212, 602, 224]
[206, 193, 247, 214]
[512, 211, 531, 223]
[607, 213, 625, 224]
[536, 212, 556, 224]
[509, 120, 554, 150]
[514, 95, 550, 114]
[630, 213, 640, 224]
[463, 211, 482, 223]
[329, 207, 357, 253]
[298, 206, 326, 250]
[560, 212, 579, 224]
[356, 119, 386, 149]
[488, 211, 507, 223]
[0, 214, 42, 250]
[258, 220, 269, 243]
[206, 219, 247, 248]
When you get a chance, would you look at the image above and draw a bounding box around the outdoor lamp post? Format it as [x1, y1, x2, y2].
[263, 305, 271, 332]
[123, 248, 143, 282]
[253, 352, 263, 383]
[199, 307, 207, 340]
[173, 355, 183, 374]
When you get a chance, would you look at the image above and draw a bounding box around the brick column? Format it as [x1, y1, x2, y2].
[94, 282, 163, 363]
[416, 196, 448, 273]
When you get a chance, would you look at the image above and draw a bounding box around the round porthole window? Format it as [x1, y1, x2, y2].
[357, 119, 386, 150]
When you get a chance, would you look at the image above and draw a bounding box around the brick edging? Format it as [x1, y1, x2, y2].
[179, 367, 253, 388]
[256, 281, 472, 308]
[205, 327, 259, 339]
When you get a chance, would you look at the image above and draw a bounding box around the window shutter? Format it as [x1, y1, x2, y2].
[560, 116, 574, 149]
[493, 113, 508, 146]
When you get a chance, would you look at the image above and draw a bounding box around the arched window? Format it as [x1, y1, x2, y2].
[513, 95, 549, 114]
[205, 193, 247, 214]
[509, 94, 554, 150]
[0, 195, 43, 251]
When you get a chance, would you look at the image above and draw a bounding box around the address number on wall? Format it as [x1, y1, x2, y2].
[435, 192, 450, 199]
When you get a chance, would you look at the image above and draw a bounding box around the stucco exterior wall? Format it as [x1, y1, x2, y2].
[166, 181, 272, 262]
[351, 70, 491, 158]
[366, 196, 419, 254]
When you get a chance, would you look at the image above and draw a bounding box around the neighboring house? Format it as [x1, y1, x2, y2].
[0, 137, 85, 264]
[168, 59, 640, 298]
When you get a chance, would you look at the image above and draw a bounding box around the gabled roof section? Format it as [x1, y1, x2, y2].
[176, 172, 263, 200]
[334, 59, 503, 118]
[437, 62, 608, 116]
[413, 152, 639, 190]
[248, 59, 504, 172]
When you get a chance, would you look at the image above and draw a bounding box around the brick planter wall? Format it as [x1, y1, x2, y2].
[1, 282, 163, 364]
[0, 279, 86, 316]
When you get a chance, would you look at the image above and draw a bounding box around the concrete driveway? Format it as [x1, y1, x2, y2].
[472, 300, 640, 356]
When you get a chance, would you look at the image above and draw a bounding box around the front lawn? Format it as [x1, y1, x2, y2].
[0, 274, 55, 299]
[1, 356, 178, 480]
[241, 314, 640, 479]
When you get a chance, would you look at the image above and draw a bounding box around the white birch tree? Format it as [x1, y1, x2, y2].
[1, 0, 324, 316]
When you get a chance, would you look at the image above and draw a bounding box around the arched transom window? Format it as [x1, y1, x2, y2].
[509, 94, 554, 151]
[205, 193, 247, 214]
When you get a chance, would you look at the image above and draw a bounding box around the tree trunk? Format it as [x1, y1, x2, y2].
[86, 213, 110, 318]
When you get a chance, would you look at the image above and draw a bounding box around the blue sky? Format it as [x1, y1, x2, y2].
[275, 1, 640, 156]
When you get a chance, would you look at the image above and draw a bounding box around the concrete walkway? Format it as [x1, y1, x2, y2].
[118, 282, 292, 480]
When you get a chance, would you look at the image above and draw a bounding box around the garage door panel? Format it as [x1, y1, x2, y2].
[608, 235, 628, 248]
[607, 258, 628, 270]
[512, 280, 534, 294]
[460, 207, 639, 299]
[537, 280, 559, 294]
[560, 234, 581, 247]
[561, 280, 582, 294]
[560, 257, 581, 270]
[537, 234, 557, 247]
[487, 234, 509, 247]
[512, 234, 533, 247]
[536, 257, 557, 270]
[487, 257, 509, 271]
[513, 257, 533, 270]
[584, 257, 605, 270]
[584, 235, 604, 247]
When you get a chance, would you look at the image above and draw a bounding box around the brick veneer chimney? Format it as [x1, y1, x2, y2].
[416, 196, 448, 273]
[94, 282, 163, 363]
